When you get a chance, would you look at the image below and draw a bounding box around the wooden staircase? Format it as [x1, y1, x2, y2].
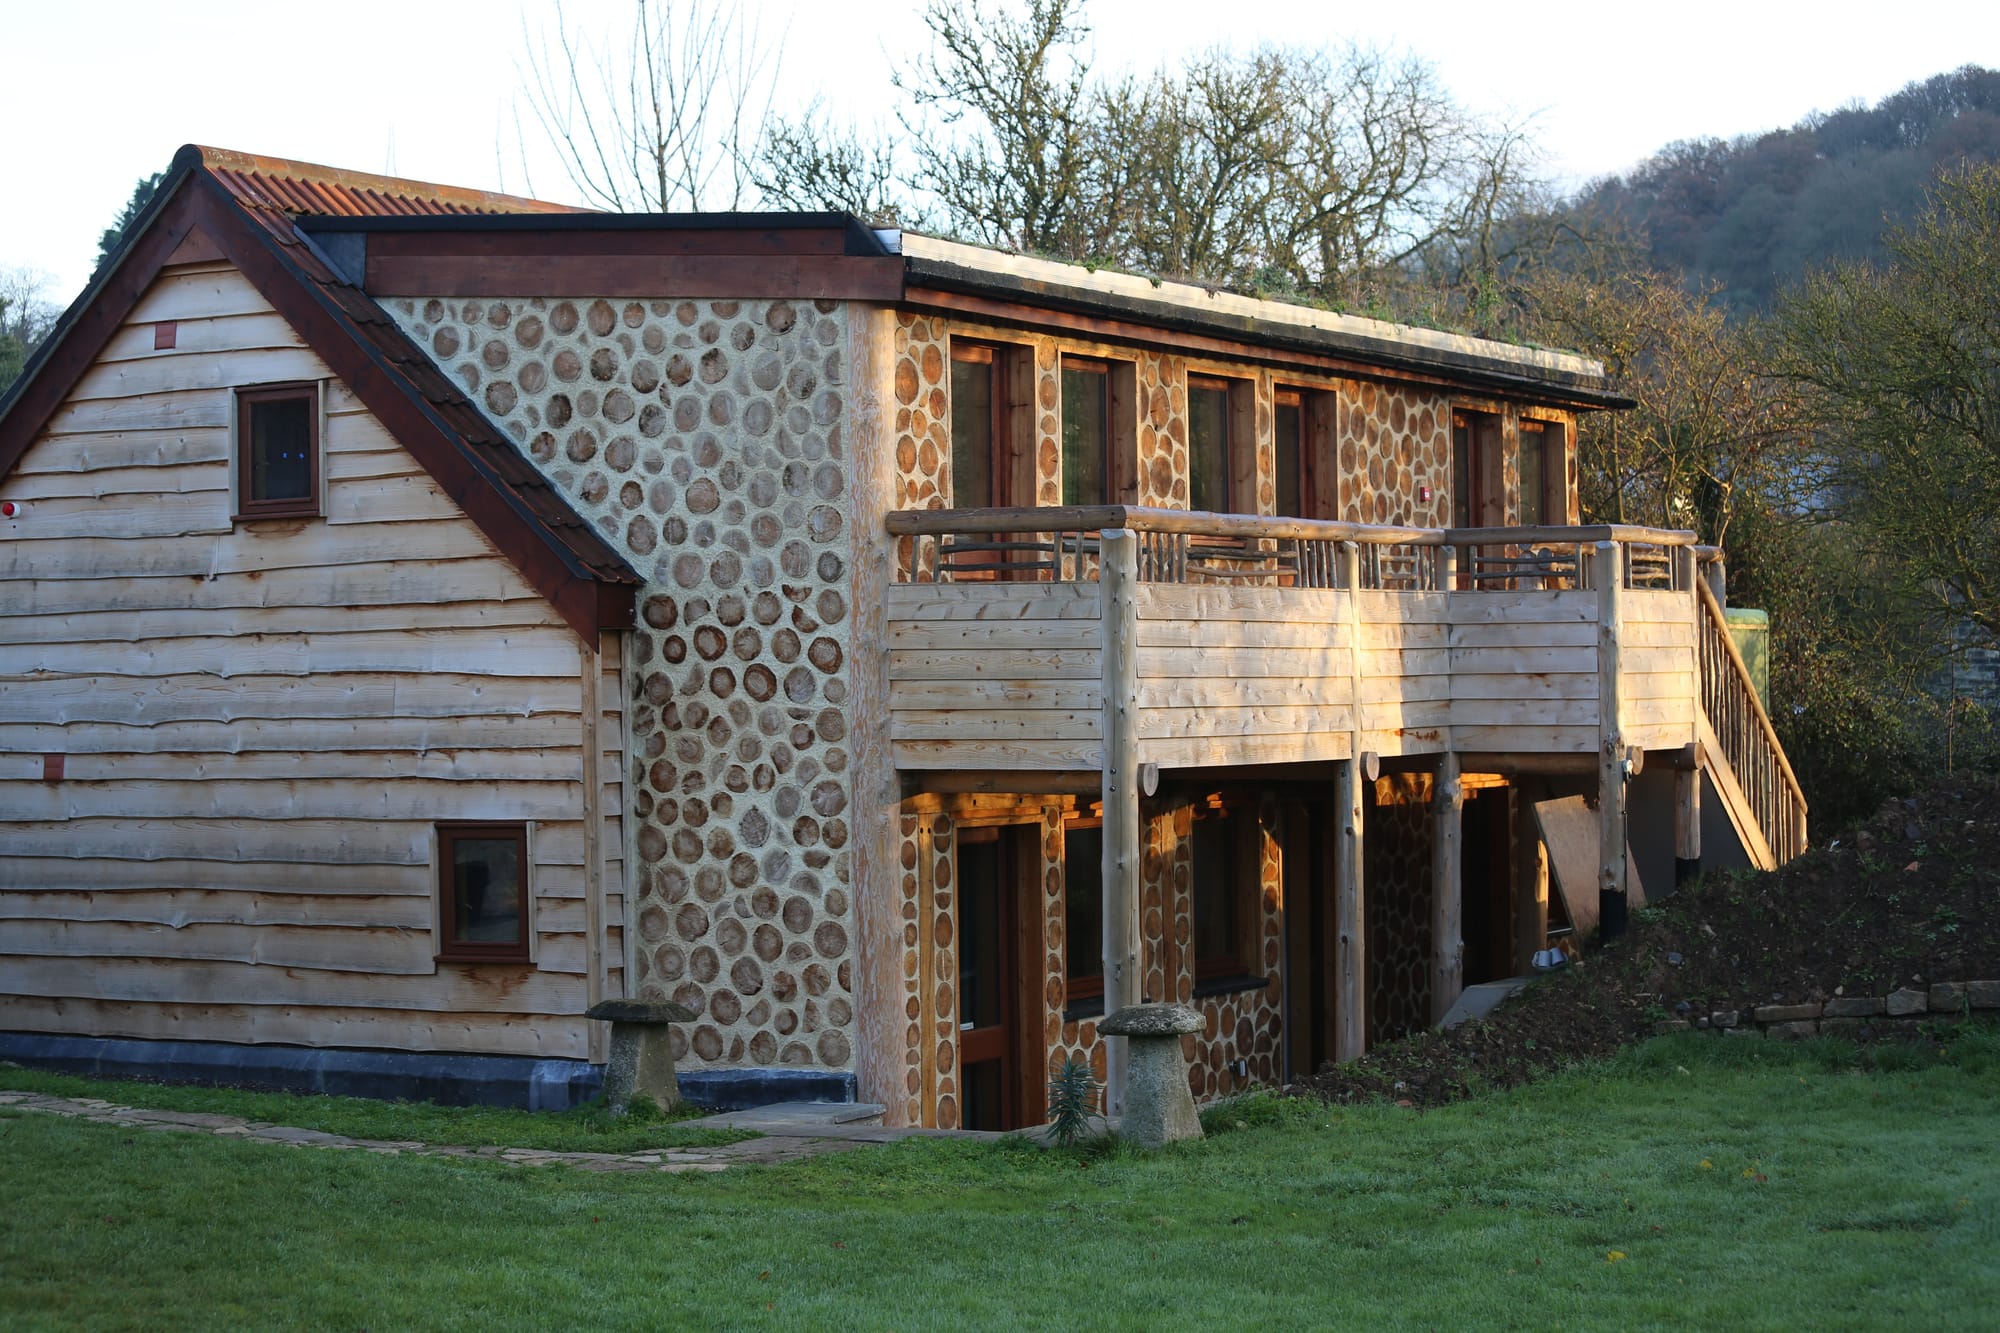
[1694, 579, 1808, 869]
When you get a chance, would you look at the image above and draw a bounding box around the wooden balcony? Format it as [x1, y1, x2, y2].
[885, 506, 1706, 773]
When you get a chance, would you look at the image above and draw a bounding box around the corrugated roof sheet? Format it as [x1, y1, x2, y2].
[194, 146, 583, 219]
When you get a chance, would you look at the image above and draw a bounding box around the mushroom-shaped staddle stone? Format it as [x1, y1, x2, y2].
[587, 999, 698, 1113]
[1097, 1003, 1204, 1147]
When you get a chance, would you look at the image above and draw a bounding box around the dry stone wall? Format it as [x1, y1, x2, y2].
[390, 295, 858, 1076]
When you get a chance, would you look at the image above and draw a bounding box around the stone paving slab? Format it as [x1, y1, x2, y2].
[0, 1090, 913, 1175]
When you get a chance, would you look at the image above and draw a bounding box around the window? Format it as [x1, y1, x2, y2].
[951, 342, 1034, 510]
[235, 384, 320, 519]
[1188, 375, 1258, 514]
[1060, 358, 1109, 506]
[1191, 808, 1255, 981]
[437, 822, 530, 963]
[1518, 418, 1567, 526]
[1452, 408, 1502, 529]
[1273, 389, 1304, 519]
[1273, 386, 1338, 520]
[1063, 822, 1104, 1007]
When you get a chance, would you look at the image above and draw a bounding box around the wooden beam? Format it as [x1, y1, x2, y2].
[1455, 752, 1596, 777]
[900, 771, 1101, 797]
[1429, 750, 1463, 1025]
[1334, 755, 1366, 1062]
[1098, 529, 1142, 1116]
[1596, 540, 1629, 940]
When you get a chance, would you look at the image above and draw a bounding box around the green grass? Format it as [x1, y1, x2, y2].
[3, 1035, 1997, 1330]
[0, 1064, 751, 1152]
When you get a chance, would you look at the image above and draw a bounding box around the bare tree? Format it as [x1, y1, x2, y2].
[518, 0, 784, 211]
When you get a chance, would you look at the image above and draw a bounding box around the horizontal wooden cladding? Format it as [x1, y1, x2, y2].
[0, 672, 584, 726]
[0, 816, 612, 867]
[0, 955, 583, 1015]
[0, 889, 621, 934]
[885, 582, 1101, 621]
[0, 996, 589, 1058]
[1, 623, 583, 681]
[366, 252, 904, 300]
[892, 738, 1105, 770]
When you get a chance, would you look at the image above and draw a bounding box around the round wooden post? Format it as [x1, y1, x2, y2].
[1596, 540, 1628, 941]
[1098, 529, 1142, 1117]
[1429, 750, 1463, 1025]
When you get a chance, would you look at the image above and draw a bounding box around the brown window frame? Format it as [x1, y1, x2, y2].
[234, 382, 321, 521]
[1187, 373, 1257, 515]
[1060, 356, 1112, 508]
[1190, 804, 1259, 983]
[436, 821, 532, 964]
[1273, 385, 1339, 521]
[1061, 817, 1105, 1007]
[1517, 417, 1570, 527]
[1451, 407, 1504, 530]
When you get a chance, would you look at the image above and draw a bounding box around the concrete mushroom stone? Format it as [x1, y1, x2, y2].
[587, 999, 697, 1113]
[1097, 1002, 1204, 1148]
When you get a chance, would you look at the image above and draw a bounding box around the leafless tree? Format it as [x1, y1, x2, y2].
[518, 0, 784, 211]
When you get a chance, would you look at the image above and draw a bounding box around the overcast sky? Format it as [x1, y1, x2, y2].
[5, 0, 1996, 305]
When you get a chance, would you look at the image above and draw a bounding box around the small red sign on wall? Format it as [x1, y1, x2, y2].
[154, 321, 177, 350]
[42, 753, 64, 784]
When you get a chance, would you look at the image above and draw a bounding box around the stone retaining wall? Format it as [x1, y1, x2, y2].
[1652, 981, 2000, 1040]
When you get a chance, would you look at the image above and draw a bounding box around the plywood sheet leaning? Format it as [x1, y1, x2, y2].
[1532, 795, 1646, 939]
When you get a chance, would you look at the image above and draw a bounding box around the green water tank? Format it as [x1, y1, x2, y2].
[1725, 608, 1770, 712]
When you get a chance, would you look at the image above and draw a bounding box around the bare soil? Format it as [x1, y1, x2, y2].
[1298, 771, 2000, 1107]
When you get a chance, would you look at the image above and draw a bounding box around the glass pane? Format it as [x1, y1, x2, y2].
[1451, 414, 1472, 529]
[950, 357, 994, 508]
[960, 1057, 1003, 1131]
[1064, 826, 1103, 982]
[1519, 422, 1546, 527]
[1188, 383, 1230, 512]
[450, 836, 521, 945]
[1060, 367, 1107, 506]
[1274, 400, 1303, 518]
[1192, 816, 1236, 964]
[958, 840, 1003, 1029]
[250, 397, 313, 502]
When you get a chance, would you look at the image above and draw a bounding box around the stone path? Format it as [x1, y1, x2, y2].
[0, 1091, 1001, 1174]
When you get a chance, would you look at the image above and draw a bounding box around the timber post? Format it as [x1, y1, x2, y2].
[1429, 749, 1463, 1025]
[580, 633, 607, 1065]
[1335, 540, 1367, 1062]
[1513, 785, 1549, 973]
[1099, 529, 1142, 1118]
[1595, 540, 1628, 941]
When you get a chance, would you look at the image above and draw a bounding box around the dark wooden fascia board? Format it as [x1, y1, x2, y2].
[0, 172, 203, 480]
[185, 179, 636, 641]
[902, 280, 1634, 413]
[365, 252, 904, 301]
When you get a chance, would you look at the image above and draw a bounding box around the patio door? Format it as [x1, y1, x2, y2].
[957, 825, 1029, 1130]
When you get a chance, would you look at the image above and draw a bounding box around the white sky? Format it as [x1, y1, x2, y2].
[5, 0, 1996, 305]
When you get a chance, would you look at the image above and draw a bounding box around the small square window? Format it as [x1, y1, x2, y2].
[236, 384, 320, 519]
[437, 822, 530, 963]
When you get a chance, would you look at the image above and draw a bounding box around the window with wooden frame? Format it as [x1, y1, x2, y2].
[1060, 358, 1111, 507]
[1190, 806, 1258, 983]
[1062, 820, 1104, 1009]
[235, 383, 321, 520]
[436, 822, 531, 963]
[1187, 375, 1256, 514]
[1273, 386, 1339, 520]
[1451, 408, 1503, 530]
[1517, 417, 1569, 526]
[950, 341, 1035, 510]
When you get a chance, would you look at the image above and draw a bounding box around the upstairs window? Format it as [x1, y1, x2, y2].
[236, 384, 320, 520]
[1273, 389, 1305, 519]
[1451, 408, 1502, 529]
[1188, 375, 1256, 514]
[1273, 386, 1339, 520]
[1060, 358, 1110, 506]
[437, 822, 531, 963]
[1518, 418, 1567, 526]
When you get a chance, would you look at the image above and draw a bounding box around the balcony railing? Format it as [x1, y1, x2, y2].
[888, 505, 1694, 593]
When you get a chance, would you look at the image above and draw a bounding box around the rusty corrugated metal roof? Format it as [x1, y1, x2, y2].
[192, 145, 586, 219]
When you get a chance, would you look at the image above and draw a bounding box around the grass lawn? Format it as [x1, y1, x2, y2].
[0, 1065, 750, 1153]
[3, 1035, 1996, 1330]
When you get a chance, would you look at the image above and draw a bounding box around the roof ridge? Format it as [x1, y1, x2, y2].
[178, 144, 587, 218]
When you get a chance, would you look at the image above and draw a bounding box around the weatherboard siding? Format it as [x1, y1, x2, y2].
[0, 259, 623, 1059]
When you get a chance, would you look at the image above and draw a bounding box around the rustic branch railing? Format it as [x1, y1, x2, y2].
[888, 507, 1697, 592]
[1695, 578, 1808, 861]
